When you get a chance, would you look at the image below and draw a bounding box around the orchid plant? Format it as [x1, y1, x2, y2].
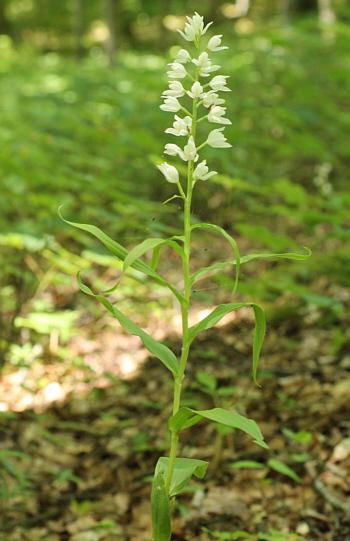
[61, 13, 310, 541]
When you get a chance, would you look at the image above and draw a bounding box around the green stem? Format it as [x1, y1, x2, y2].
[165, 52, 201, 495]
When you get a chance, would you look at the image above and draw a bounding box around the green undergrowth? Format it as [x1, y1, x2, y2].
[0, 17, 349, 372]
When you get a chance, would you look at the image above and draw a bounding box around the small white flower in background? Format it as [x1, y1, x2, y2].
[207, 128, 232, 148]
[209, 75, 231, 92]
[193, 160, 217, 181]
[162, 81, 186, 98]
[165, 115, 192, 136]
[187, 81, 204, 99]
[207, 35, 228, 52]
[208, 106, 232, 125]
[178, 12, 213, 42]
[203, 92, 225, 108]
[157, 162, 179, 184]
[160, 97, 182, 112]
[167, 62, 187, 79]
[176, 49, 191, 63]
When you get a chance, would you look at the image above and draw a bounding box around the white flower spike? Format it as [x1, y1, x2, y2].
[160, 97, 182, 112]
[207, 35, 228, 52]
[160, 12, 231, 192]
[207, 128, 232, 148]
[157, 162, 179, 184]
[193, 160, 217, 181]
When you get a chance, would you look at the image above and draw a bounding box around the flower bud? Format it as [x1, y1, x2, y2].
[157, 162, 179, 184]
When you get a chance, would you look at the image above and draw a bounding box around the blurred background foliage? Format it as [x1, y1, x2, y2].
[0, 0, 349, 374]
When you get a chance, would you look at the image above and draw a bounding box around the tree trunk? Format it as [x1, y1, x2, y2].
[317, 0, 335, 24]
[73, 0, 84, 59]
[105, 0, 117, 66]
[0, 0, 11, 35]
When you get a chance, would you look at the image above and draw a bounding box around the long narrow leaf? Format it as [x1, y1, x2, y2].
[187, 302, 265, 384]
[169, 407, 268, 449]
[190, 248, 311, 287]
[77, 273, 179, 377]
[191, 223, 240, 298]
[123, 236, 185, 275]
[59, 209, 185, 304]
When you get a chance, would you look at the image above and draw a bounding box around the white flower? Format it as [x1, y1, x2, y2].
[164, 143, 183, 157]
[193, 160, 217, 181]
[165, 115, 192, 136]
[167, 62, 187, 79]
[193, 52, 220, 77]
[207, 128, 232, 148]
[162, 81, 185, 98]
[199, 64, 220, 77]
[160, 97, 181, 112]
[208, 106, 232, 125]
[209, 75, 231, 92]
[187, 81, 204, 99]
[178, 12, 213, 41]
[203, 92, 225, 108]
[157, 162, 179, 184]
[183, 136, 198, 161]
[192, 52, 211, 68]
[207, 35, 228, 52]
[176, 49, 191, 63]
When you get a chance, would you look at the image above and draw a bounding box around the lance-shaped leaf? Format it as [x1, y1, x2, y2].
[77, 273, 179, 377]
[59, 209, 185, 304]
[151, 468, 171, 541]
[155, 457, 209, 498]
[190, 248, 311, 288]
[169, 407, 268, 449]
[122, 236, 185, 281]
[191, 223, 240, 298]
[187, 302, 266, 384]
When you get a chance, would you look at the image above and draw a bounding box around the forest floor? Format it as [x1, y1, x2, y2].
[1, 244, 350, 541]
